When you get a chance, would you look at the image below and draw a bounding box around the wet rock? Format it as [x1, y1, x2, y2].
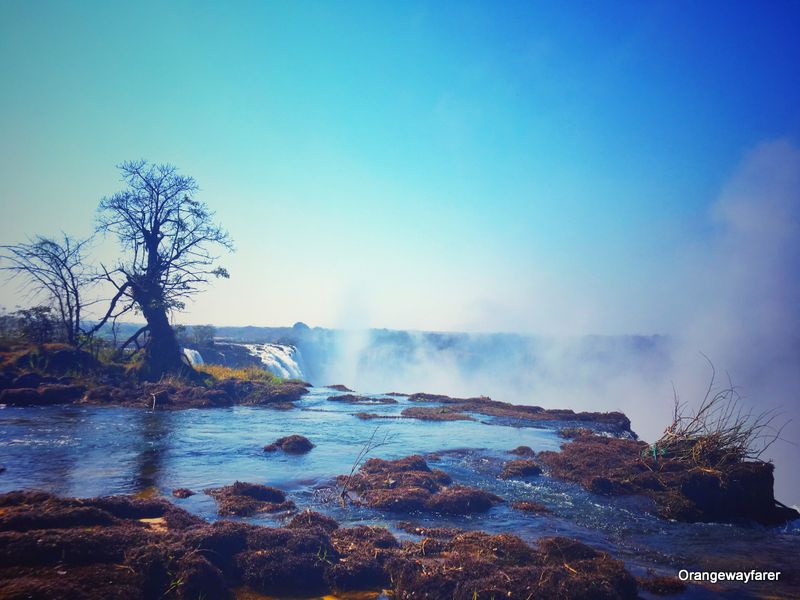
[327, 384, 354, 392]
[0, 387, 40, 406]
[425, 486, 503, 514]
[500, 459, 542, 479]
[559, 426, 594, 438]
[363, 487, 432, 511]
[400, 406, 475, 421]
[353, 411, 397, 420]
[38, 384, 86, 404]
[172, 488, 195, 499]
[407, 392, 635, 436]
[205, 482, 295, 516]
[286, 510, 339, 532]
[396, 522, 464, 538]
[362, 455, 430, 473]
[328, 393, 397, 405]
[538, 433, 800, 525]
[508, 445, 536, 457]
[338, 454, 499, 515]
[511, 500, 550, 514]
[263, 434, 314, 454]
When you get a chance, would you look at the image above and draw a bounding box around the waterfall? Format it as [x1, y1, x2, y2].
[244, 343, 305, 380]
[183, 348, 204, 366]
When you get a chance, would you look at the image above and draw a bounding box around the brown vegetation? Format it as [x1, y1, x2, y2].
[0, 491, 640, 600]
[500, 459, 543, 479]
[400, 406, 475, 421]
[406, 392, 634, 435]
[204, 482, 295, 517]
[337, 454, 503, 515]
[263, 434, 314, 454]
[509, 445, 536, 457]
[512, 500, 550, 514]
[537, 432, 799, 525]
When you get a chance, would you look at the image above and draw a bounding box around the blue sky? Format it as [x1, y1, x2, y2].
[1, 0, 798, 332]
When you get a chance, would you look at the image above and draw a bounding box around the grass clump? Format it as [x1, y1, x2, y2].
[655, 356, 787, 470]
[195, 363, 281, 383]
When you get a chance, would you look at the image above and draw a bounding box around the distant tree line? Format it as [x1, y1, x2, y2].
[1, 160, 232, 378]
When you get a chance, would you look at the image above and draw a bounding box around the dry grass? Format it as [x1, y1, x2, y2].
[194, 363, 281, 383]
[656, 356, 788, 469]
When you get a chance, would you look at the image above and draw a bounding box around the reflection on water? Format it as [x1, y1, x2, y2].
[1, 387, 798, 598]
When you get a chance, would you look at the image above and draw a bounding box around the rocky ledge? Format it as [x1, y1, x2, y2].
[537, 432, 799, 525]
[403, 392, 635, 436]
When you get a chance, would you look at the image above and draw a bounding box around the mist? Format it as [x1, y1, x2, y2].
[289, 140, 799, 505]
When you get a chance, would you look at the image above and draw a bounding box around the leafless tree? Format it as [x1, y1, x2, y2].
[1, 234, 93, 346]
[96, 160, 233, 377]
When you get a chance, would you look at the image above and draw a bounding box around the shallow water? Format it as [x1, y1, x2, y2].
[1, 387, 798, 598]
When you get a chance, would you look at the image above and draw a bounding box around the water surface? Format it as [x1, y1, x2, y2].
[1, 387, 797, 598]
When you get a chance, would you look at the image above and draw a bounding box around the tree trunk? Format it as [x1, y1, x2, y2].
[133, 285, 188, 379]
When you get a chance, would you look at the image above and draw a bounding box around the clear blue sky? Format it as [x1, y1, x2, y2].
[1, 0, 798, 332]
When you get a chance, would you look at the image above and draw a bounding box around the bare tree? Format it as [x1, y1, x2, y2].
[96, 160, 232, 377]
[1, 235, 92, 346]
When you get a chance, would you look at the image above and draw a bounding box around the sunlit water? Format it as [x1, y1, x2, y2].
[1, 387, 798, 598]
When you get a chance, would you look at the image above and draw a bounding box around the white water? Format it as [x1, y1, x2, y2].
[244, 343, 305, 380]
[182, 348, 204, 366]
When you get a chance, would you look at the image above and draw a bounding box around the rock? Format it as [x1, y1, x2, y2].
[401, 406, 475, 421]
[559, 427, 594, 439]
[263, 434, 314, 454]
[537, 433, 800, 525]
[328, 393, 397, 405]
[0, 387, 41, 406]
[508, 445, 536, 457]
[205, 481, 295, 516]
[363, 487, 432, 511]
[511, 500, 550, 514]
[37, 384, 86, 404]
[327, 384, 354, 392]
[424, 486, 503, 514]
[286, 510, 339, 532]
[338, 454, 500, 515]
[500, 459, 542, 479]
[172, 488, 195, 499]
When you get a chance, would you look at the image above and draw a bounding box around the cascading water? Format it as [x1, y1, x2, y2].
[244, 343, 305, 380]
[182, 348, 204, 366]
